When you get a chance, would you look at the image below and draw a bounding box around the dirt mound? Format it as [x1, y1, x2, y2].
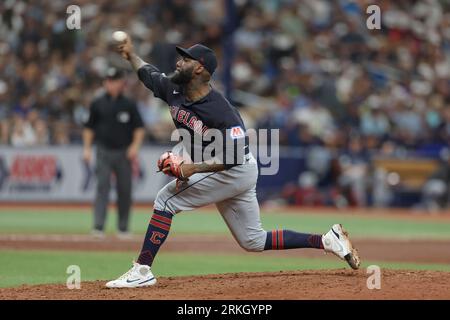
[1, 269, 449, 300]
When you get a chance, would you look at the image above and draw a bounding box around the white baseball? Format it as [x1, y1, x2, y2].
[112, 31, 128, 43]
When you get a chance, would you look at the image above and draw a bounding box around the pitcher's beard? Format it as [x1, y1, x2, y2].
[168, 69, 193, 85]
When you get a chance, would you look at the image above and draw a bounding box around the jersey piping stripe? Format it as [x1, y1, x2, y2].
[162, 172, 218, 213]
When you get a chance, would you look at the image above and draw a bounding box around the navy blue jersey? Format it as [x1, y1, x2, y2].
[138, 64, 249, 168]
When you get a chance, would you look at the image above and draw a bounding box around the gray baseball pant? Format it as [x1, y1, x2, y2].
[153, 154, 267, 251]
[94, 146, 132, 232]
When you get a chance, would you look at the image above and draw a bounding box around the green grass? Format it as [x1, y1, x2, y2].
[1, 209, 448, 289]
[1, 209, 450, 240]
[1, 250, 449, 288]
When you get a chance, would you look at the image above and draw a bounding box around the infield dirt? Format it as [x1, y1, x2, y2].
[1, 234, 450, 299]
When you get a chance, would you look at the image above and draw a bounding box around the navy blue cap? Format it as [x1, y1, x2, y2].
[176, 44, 217, 75]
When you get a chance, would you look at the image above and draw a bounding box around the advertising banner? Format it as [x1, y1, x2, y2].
[0, 146, 169, 202]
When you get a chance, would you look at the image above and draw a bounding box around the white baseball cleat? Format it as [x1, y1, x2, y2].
[322, 224, 361, 270]
[106, 262, 157, 288]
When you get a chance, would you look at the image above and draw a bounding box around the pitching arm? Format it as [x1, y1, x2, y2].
[117, 36, 172, 102]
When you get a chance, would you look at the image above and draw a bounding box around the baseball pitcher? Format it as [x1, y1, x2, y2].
[106, 34, 361, 288]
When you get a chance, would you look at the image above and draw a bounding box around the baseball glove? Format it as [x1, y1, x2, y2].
[157, 151, 187, 181]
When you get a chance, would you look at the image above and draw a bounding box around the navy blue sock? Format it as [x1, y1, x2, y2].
[264, 230, 324, 250]
[137, 210, 173, 266]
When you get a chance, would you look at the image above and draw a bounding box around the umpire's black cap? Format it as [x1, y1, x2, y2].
[105, 67, 125, 80]
[176, 44, 217, 75]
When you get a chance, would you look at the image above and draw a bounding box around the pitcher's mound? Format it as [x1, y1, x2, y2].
[1, 269, 449, 300]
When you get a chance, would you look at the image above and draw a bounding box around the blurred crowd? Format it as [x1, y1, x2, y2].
[0, 0, 449, 208]
[1, 0, 449, 148]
